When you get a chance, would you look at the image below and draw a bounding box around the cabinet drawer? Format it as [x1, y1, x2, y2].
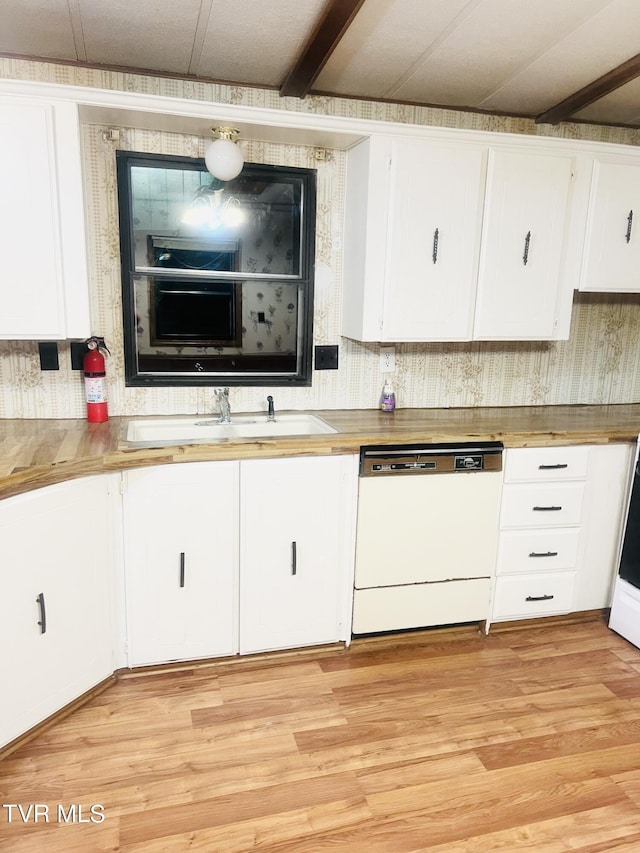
[500, 483, 585, 528]
[492, 571, 576, 620]
[504, 447, 589, 483]
[496, 528, 581, 575]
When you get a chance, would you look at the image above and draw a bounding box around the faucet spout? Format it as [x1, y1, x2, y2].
[215, 387, 231, 424]
[267, 395, 275, 422]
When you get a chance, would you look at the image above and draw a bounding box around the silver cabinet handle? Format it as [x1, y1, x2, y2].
[627, 210, 634, 244]
[291, 541, 297, 576]
[538, 463, 568, 470]
[432, 228, 439, 264]
[179, 552, 185, 588]
[529, 551, 559, 558]
[526, 594, 554, 602]
[533, 505, 562, 511]
[36, 592, 46, 634]
[523, 230, 531, 265]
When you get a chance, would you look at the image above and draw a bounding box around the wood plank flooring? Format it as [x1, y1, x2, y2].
[2, 616, 640, 851]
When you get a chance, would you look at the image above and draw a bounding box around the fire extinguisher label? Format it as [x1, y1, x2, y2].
[85, 377, 107, 403]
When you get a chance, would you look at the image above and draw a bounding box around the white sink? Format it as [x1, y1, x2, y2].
[125, 413, 337, 446]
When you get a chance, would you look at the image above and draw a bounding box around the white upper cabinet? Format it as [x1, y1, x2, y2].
[0, 96, 91, 340]
[343, 134, 576, 343]
[342, 135, 485, 342]
[473, 149, 573, 340]
[580, 157, 640, 292]
[382, 138, 486, 341]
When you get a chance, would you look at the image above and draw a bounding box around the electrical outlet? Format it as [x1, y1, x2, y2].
[38, 342, 59, 371]
[70, 341, 90, 370]
[379, 346, 395, 373]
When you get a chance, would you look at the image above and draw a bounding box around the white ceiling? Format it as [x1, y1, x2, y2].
[2, 0, 640, 128]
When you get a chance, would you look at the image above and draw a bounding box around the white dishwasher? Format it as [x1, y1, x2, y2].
[352, 442, 503, 635]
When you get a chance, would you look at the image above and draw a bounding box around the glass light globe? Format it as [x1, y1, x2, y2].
[205, 138, 244, 181]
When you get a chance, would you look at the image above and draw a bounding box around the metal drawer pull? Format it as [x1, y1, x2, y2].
[179, 552, 185, 588]
[432, 228, 439, 264]
[523, 230, 531, 265]
[36, 592, 46, 634]
[291, 541, 297, 576]
[533, 505, 562, 511]
[627, 209, 634, 244]
[538, 463, 568, 470]
[525, 594, 554, 602]
[529, 551, 559, 558]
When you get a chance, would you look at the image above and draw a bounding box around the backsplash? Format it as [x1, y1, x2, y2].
[2, 58, 640, 418]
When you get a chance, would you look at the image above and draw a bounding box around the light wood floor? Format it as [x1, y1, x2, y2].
[2, 616, 640, 852]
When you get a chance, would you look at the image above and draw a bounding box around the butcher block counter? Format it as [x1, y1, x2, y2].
[1, 403, 640, 499]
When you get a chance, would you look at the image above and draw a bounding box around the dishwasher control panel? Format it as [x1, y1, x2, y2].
[371, 461, 437, 472]
[360, 442, 503, 476]
[454, 454, 484, 470]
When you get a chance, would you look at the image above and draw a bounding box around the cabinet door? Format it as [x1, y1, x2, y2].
[0, 477, 115, 747]
[124, 462, 238, 666]
[0, 97, 90, 340]
[580, 158, 640, 292]
[240, 456, 355, 654]
[0, 99, 65, 338]
[576, 443, 633, 610]
[383, 139, 486, 341]
[474, 149, 573, 340]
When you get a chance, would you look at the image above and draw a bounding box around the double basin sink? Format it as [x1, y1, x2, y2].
[125, 412, 337, 447]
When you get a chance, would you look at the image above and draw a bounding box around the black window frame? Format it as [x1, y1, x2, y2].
[116, 150, 316, 387]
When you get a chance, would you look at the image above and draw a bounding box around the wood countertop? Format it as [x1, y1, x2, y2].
[1, 403, 639, 500]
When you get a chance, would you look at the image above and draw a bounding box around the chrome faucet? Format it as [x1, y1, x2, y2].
[267, 395, 275, 422]
[215, 387, 231, 424]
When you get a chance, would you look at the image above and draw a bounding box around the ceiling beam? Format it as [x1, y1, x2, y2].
[279, 0, 366, 99]
[536, 51, 640, 125]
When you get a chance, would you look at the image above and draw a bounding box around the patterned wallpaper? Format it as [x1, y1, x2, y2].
[1, 58, 640, 418]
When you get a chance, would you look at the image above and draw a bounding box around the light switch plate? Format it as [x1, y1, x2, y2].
[315, 345, 339, 370]
[380, 346, 395, 373]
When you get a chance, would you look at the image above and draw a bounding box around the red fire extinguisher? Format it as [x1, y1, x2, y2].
[83, 337, 110, 423]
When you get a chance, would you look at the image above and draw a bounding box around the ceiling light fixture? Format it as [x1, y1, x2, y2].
[204, 126, 244, 181]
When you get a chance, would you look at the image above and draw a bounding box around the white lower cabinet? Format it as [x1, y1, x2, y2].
[123, 456, 357, 665]
[491, 444, 632, 626]
[0, 476, 116, 747]
[240, 455, 356, 654]
[496, 528, 581, 575]
[123, 462, 239, 666]
[493, 572, 577, 621]
[574, 443, 633, 611]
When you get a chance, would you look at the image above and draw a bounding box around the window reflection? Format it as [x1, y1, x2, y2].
[130, 165, 303, 277]
[116, 152, 316, 386]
